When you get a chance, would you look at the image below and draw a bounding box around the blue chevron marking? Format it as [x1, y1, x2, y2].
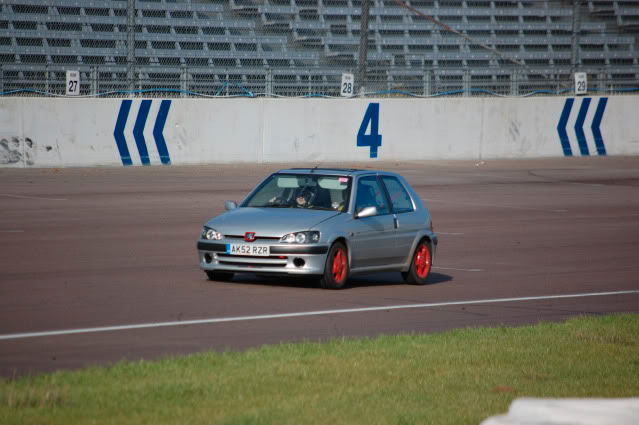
[113, 100, 133, 166]
[591, 98, 608, 156]
[574, 97, 591, 156]
[133, 100, 152, 165]
[153, 100, 172, 165]
[557, 98, 574, 156]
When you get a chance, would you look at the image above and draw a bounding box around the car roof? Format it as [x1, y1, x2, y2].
[277, 168, 399, 177]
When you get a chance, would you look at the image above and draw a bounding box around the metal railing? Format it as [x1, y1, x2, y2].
[2, 1, 639, 98]
[2, 64, 639, 98]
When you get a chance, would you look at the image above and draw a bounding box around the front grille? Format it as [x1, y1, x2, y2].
[216, 254, 288, 260]
[224, 234, 280, 242]
[198, 241, 328, 255]
[216, 253, 288, 269]
[218, 260, 287, 268]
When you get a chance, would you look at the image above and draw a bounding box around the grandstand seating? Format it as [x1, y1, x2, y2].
[0, 0, 637, 96]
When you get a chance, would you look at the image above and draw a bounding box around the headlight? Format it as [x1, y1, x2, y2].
[280, 231, 320, 244]
[202, 227, 222, 240]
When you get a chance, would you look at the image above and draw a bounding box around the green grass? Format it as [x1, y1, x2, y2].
[1, 314, 638, 425]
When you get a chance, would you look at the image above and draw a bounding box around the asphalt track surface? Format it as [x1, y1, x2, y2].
[1, 157, 638, 377]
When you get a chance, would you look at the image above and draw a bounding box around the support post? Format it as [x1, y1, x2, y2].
[571, 0, 581, 74]
[91, 66, 98, 95]
[358, 0, 370, 95]
[265, 68, 273, 97]
[127, 0, 136, 96]
[423, 66, 431, 96]
[598, 69, 606, 93]
[463, 69, 470, 97]
[181, 65, 187, 98]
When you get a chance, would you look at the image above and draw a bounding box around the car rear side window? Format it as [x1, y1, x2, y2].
[381, 176, 414, 214]
[355, 176, 390, 215]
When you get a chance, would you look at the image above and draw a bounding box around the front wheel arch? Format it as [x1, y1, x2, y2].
[320, 240, 349, 289]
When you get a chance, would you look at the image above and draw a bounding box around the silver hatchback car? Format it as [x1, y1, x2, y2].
[197, 168, 437, 289]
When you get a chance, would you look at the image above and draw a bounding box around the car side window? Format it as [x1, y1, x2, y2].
[355, 176, 390, 215]
[381, 176, 414, 214]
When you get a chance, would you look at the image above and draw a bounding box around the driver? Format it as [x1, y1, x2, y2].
[269, 186, 314, 207]
[293, 187, 313, 208]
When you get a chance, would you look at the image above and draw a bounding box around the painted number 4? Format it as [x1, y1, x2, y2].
[357, 103, 382, 158]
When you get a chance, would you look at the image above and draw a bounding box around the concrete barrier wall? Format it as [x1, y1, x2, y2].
[1, 96, 638, 167]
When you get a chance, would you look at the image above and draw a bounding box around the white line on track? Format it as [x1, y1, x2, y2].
[434, 266, 483, 272]
[0, 290, 637, 341]
[422, 198, 567, 213]
[0, 230, 24, 233]
[0, 194, 67, 201]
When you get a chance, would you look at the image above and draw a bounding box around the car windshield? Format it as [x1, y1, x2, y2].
[242, 173, 352, 211]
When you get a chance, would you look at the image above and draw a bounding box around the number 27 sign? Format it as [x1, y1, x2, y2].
[66, 70, 80, 96]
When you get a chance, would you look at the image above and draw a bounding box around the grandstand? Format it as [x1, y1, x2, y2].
[0, 0, 638, 97]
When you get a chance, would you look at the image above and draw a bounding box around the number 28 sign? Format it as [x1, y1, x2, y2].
[341, 73, 354, 97]
[66, 70, 80, 96]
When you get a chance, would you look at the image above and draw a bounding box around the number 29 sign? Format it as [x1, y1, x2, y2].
[66, 70, 80, 96]
[574, 72, 587, 95]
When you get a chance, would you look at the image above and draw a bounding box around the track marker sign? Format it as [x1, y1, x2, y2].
[574, 72, 587, 95]
[66, 70, 80, 96]
[341, 73, 354, 97]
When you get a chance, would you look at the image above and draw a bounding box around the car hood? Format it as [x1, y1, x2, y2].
[206, 207, 341, 237]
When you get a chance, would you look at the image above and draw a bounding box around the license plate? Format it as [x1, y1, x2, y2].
[226, 244, 270, 256]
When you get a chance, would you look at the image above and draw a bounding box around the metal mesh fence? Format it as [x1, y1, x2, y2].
[1, 0, 638, 98]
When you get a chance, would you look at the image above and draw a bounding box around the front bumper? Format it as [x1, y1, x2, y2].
[197, 241, 329, 275]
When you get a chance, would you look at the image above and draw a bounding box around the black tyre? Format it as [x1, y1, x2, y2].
[206, 271, 234, 282]
[402, 240, 432, 285]
[320, 242, 349, 289]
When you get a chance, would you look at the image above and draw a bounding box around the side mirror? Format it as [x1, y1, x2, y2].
[355, 206, 377, 219]
[225, 200, 237, 211]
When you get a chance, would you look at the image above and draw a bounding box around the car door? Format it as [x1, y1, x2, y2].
[348, 175, 398, 268]
[380, 175, 422, 263]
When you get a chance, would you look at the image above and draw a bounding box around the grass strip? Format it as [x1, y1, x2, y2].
[1, 314, 638, 425]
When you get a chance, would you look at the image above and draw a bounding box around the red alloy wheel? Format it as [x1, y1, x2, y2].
[332, 248, 347, 283]
[415, 243, 431, 279]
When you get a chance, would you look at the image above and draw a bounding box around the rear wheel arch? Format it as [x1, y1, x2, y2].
[404, 234, 433, 270]
[421, 236, 433, 256]
[402, 236, 433, 285]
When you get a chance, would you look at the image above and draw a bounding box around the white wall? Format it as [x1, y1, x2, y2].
[1, 95, 637, 167]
